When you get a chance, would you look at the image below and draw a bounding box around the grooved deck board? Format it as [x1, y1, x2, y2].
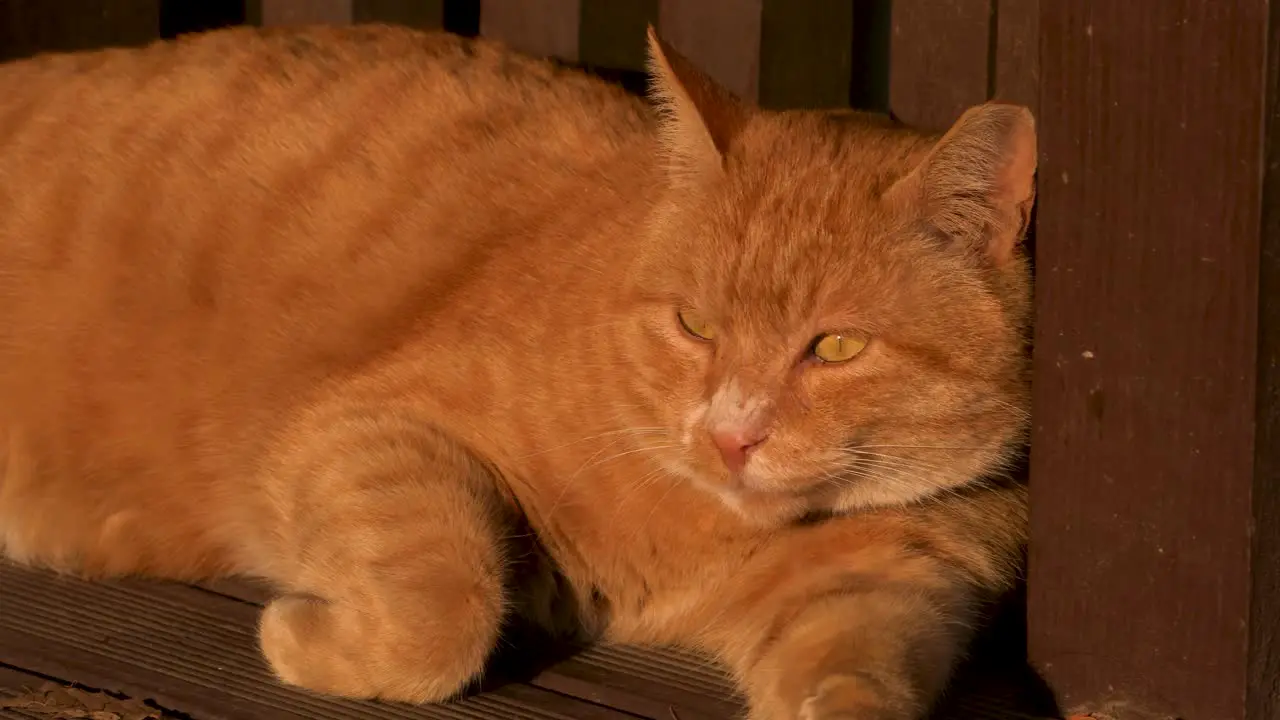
[0, 562, 1057, 719]
[190, 576, 747, 719]
[0, 563, 643, 720]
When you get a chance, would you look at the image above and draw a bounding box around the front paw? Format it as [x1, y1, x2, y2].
[797, 675, 902, 720]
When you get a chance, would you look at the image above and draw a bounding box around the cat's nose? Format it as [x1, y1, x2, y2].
[710, 428, 768, 472]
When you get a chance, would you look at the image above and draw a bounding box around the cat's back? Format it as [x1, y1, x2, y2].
[0, 23, 647, 281]
[0, 25, 648, 366]
[0, 25, 651, 492]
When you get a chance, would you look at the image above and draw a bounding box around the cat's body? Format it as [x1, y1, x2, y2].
[0, 24, 1034, 720]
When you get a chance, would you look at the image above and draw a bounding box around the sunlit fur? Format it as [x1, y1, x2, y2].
[0, 25, 1034, 720]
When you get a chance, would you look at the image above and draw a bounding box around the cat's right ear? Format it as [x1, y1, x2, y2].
[645, 25, 749, 185]
[886, 103, 1037, 268]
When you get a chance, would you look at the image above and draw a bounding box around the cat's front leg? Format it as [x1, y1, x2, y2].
[253, 412, 513, 704]
[716, 489, 1027, 720]
[743, 576, 972, 720]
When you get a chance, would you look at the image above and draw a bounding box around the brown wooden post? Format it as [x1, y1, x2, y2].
[656, 0, 763, 103]
[1028, 2, 1280, 719]
[889, 0, 991, 130]
[479, 0, 581, 62]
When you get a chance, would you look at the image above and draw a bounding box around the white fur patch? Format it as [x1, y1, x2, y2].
[705, 378, 771, 434]
[681, 401, 708, 446]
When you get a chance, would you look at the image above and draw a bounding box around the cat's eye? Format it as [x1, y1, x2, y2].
[811, 333, 867, 363]
[677, 309, 717, 341]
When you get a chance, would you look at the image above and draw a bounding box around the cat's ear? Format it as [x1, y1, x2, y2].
[645, 25, 749, 185]
[888, 103, 1037, 267]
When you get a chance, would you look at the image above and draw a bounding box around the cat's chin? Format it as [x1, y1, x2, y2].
[706, 483, 813, 528]
[703, 470, 951, 525]
[671, 462, 847, 527]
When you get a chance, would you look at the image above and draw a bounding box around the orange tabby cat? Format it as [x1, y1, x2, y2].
[0, 23, 1035, 720]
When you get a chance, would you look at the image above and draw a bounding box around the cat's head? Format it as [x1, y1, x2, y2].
[622, 28, 1036, 525]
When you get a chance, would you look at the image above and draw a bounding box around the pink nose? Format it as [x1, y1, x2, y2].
[711, 428, 768, 472]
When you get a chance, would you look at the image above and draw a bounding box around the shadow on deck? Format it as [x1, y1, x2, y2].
[0, 562, 1059, 719]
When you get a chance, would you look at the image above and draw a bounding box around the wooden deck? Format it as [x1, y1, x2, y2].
[0, 561, 1058, 719]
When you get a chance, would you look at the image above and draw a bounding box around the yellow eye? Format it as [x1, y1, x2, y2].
[677, 309, 717, 341]
[811, 333, 867, 363]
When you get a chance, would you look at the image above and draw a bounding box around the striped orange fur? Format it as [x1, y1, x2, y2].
[0, 24, 1035, 719]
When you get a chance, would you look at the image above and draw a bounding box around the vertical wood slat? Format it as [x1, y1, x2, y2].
[0, 0, 161, 61]
[352, 0, 444, 29]
[479, 0, 581, 62]
[992, 0, 1039, 114]
[258, 0, 353, 26]
[577, 0, 657, 72]
[656, 0, 763, 103]
[1027, 1, 1277, 718]
[889, 0, 991, 129]
[756, 0, 853, 109]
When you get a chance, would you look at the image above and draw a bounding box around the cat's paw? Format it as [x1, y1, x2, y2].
[260, 595, 382, 699]
[260, 594, 482, 704]
[796, 675, 901, 720]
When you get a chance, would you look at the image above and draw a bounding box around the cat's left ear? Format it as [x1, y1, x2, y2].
[645, 25, 750, 185]
[888, 103, 1037, 267]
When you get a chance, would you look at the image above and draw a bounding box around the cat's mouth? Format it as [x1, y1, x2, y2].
[667, 440, 861, 516]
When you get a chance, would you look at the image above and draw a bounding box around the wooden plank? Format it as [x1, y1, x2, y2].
[0, 0, 160, 61]
[992, 0, 1038, 114]
[756, 0, 853, 109]
[257, 0, 353, 26]
[532, 647, 740, 720]
[656, 0, 762, 102]
[578, 0, 657, 72]
[478, 0, 581, 61]
[352, 0, 444, 29]
[195, 576, 277, 605]
[889, 0, 991, 129]
[0, 563, 645, 720]
[1027, 2, 1278, 719]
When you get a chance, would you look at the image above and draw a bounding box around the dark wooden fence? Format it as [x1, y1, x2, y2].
[1, 0, 1038, 125]
[0, 2, 1276, 719]
[242, 0, 1038, 131]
